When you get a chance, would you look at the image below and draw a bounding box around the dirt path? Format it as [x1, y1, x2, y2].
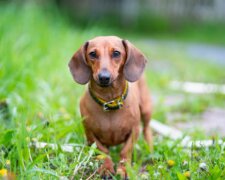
[153, 94, 225, 136]
[174, 107, 225, 136]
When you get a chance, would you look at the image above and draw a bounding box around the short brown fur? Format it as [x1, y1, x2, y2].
[69, 36, 153, 178]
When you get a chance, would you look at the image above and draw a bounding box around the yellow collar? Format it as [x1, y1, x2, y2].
[89, 82, 129, 111]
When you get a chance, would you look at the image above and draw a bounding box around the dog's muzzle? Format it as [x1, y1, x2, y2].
[98, 69, 111, 86]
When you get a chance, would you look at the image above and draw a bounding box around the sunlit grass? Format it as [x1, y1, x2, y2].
[0, 3, 224, 179]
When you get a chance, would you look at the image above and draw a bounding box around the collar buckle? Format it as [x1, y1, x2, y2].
[117, 99, 123, 108]
[103, 100, 114, 111]
[103, 98, 124, 111]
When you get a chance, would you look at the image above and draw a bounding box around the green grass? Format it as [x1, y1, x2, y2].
[0, 3, 225, 179]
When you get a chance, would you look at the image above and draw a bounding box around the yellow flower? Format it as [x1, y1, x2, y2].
[96, 154, 106, 160]
[6, 160, 10, 165]
[183, 171, 190, 178]
[167, 160, 175, 167]
[0, 169, 7, 176]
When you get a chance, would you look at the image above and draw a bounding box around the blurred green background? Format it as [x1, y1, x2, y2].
[54, 0, 225, 44]
[0, 0, 225, 179]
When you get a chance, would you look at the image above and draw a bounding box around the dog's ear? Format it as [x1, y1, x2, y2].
[68, 42, 91, 84]
[122, 40, 147, 82]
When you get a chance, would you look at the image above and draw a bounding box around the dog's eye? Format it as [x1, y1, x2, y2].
[89, 51, 97, 59]
[112, 50, 120, 58]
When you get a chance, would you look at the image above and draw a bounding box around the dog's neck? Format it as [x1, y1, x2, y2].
[89, 75, 127, 102]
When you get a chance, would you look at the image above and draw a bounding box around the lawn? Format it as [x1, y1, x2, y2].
[0, 3, 225, 179]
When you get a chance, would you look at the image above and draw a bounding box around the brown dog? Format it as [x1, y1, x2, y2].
[69, 36, 152, 178]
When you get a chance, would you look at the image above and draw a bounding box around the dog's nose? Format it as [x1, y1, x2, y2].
[98, 70, 111, 85]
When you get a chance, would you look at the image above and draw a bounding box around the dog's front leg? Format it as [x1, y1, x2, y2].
[83, 120, 115, 177]
[117, 127, 139, 179]
[90, 133, 115, 178]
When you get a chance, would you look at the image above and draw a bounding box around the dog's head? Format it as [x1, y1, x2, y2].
[69, 36, 147, 86]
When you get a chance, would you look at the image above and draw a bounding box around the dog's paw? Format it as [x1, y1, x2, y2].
[98, 157, 115, 179]
[116, 165, 128, 180]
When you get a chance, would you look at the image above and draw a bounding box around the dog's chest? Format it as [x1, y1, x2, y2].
[89, 107, 140, 146]
[81, 86, 141, 146]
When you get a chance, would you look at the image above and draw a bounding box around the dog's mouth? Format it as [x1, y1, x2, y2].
[94, 77, 116, 88]
[97, 81, 112, 87]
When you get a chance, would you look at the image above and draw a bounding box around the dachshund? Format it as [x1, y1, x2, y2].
[69, 36, 153, 179]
